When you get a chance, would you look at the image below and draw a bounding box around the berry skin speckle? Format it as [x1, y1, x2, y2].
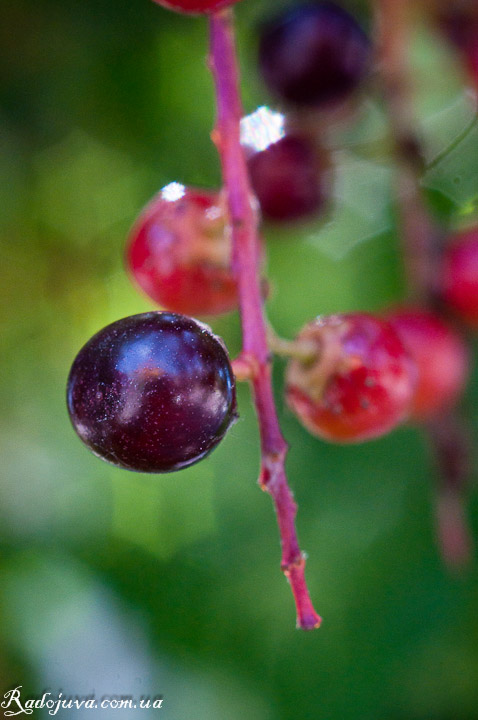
[67, 312, 237, 472]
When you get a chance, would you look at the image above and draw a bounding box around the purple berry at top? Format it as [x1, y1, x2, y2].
[258, 2, 371, 107]
[67, 312, 237, 473]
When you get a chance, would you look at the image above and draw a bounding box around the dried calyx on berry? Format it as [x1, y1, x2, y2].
[67, 312, 237, 473]
[285, 313, 417, 442]
[127, 184, 239, 317]
[386, 307, 469, 421]
[258, 2, 371, 108]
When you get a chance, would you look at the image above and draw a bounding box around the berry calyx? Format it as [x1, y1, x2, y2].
[67, 312, 237, 472]
[440, 227, 478, 327]
[246, 134, 329, 222]
[127, 185, 239, 317]
[258, 2, 371, 108]
[386, 307, 469, 421]
[152, 0, 240, 15]
[285, 313, 416, 442]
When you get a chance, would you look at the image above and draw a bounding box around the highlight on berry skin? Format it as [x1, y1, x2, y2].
[127, 184, 239, 317]
[152, 0, 240, 15]
[386, 307, 469, 421]
[258, 2, 371, 108]
[67, 312, 237, 473]
[285, 313, 417, 443]
[440, 227, 478, 328]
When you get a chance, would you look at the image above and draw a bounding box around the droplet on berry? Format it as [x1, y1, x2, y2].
[386, 307, 469, 421]
[285, 313, 416, 442]
[127, 185, 239, 317]
[440, 227, 478, 327]
[67, 312, 237, 472]
[258, 2, 371, 108]
[246, 134, 330, 222]
[152, 0, 239, 15]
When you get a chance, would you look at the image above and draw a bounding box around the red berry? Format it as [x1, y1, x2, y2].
[247, 134, 329, 223]
[285, 313, 416, 442]
[67, 312, 237, 473]
[153, 0, 239, 14]
[127, 185, 239, 317]
[441, 227, 478, 327]
[387, 308, 469, 420]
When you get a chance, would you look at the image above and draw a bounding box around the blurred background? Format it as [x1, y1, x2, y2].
[1, 0, 478, 718]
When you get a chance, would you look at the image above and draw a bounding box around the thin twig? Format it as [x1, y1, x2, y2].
[209, 8, 321, 629]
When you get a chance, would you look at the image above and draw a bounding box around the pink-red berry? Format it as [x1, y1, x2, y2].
[435, 1, 478, 88]
[127, 186, 239, 317]
[152, 0, 240, 15]
[440, 227, 478, 327]
[285, 313, 416, 442]
[386, 308, 469, 420]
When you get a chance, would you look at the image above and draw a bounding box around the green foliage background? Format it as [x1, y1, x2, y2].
[1, 0, 478, 718]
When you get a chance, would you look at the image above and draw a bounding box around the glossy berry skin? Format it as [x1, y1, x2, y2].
[127, 187, 238, 317]
[67, 312, 237, 473]
[247, 135, 329, 222]
[258, 2, 370, 108]
[285, 314, 416, 443]
[153, 0, 239, 15]
[441, 228, 478, 327]
[387, 308, 469, 421]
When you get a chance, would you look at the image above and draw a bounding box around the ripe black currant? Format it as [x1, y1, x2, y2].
[67, 312, 237, 473]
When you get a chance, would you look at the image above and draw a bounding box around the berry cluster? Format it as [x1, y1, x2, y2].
[67, 0, 478, 627]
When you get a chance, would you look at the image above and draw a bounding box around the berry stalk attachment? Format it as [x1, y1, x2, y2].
[209, 8, 321, 630]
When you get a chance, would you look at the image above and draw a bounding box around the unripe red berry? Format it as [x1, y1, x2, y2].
[152, 0, 240, 15]
[127, 185, 239, 317]
[440, 227, 478, 327]
[247, 134, 329, 223]
[386, 308, 469, 420]
[285, 313, 416, 442]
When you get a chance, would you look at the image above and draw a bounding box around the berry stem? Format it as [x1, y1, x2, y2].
[209, 8, 321, 630]
[375, 0, 473, 567]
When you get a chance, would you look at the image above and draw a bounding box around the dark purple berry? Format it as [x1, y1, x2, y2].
[258, 2, 371, 107]
[247, 134, 329, 222]
[67, 312, 237, 473]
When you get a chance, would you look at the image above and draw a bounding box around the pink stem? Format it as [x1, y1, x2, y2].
[209, 8, 321, 630]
